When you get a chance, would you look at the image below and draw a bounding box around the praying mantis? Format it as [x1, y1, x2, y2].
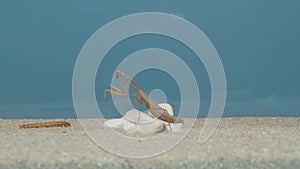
[104, 70, 183, 127]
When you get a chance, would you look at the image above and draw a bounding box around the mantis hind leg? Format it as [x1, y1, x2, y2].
[167, 122, 173, 132]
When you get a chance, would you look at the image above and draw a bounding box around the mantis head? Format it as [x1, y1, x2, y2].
[115, 70, 121, 79]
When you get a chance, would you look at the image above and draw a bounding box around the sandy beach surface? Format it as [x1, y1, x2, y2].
[0, 117, 299, 169]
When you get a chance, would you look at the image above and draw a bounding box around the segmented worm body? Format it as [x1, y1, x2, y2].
[19, 121, 71, 129]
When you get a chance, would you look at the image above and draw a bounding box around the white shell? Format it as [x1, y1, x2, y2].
[103, 103, 182, 135]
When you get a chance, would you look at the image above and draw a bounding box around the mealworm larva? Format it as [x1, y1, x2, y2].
[19, 121, 71, 129]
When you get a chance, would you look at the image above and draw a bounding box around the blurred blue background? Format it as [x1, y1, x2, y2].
[0, 0, 299, 118]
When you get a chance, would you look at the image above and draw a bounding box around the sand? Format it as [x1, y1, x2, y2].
[0, 117, 299, 169]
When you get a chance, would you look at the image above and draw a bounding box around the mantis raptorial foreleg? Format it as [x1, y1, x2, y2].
[104, 78, 141, 125]
[103, 79, 130, 120]
[104, 77, 130, 102]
